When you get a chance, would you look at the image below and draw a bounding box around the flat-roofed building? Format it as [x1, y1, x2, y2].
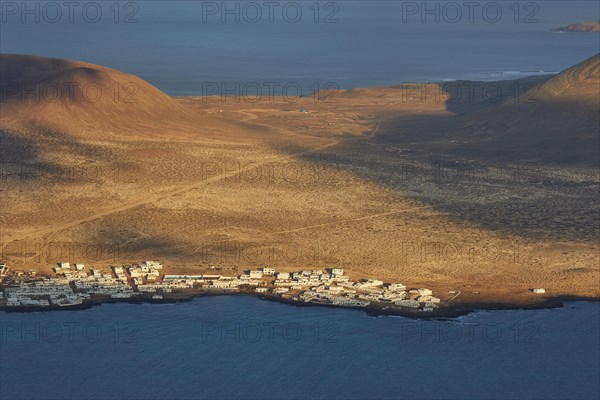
[248, 270, 263, 279]
[395, 299, 420, 308]
[388, 283, 407, 292]
[277, 272, 290, 280]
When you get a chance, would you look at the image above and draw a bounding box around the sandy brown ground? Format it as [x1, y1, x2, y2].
[1, 55, 598, 309]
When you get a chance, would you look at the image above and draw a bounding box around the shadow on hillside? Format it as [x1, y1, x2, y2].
[438, 76, 550, 115]
[0, 128, 63, 182]
[287, 79, 600, 241]
[0, 126, 117, 184]
[375, 84, 600, 166]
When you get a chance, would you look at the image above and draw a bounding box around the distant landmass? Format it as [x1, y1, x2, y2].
[553, 21, 600, 32]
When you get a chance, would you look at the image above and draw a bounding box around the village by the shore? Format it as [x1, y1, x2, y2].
[0, 261, 457, 314]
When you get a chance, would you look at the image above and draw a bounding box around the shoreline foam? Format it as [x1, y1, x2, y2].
[2, 290, 595, 320]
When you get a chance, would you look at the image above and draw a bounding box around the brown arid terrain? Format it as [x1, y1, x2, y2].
[1, 54, 599, 309]
[553, 20, 600, 32]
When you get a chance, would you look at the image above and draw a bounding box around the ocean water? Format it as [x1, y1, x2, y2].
[1, 297, 599, 400]
[1, 3, 599, 399]
[1, 1, 599, 94]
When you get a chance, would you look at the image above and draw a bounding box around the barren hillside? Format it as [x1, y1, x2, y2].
[0, 54, 598, 308]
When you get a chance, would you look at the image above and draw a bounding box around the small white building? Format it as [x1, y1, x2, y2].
[277, 272, 290, 280]
[75, 264, 85, 271]
[58, 262, 70, 270]
[418, 295, 440, 303]
[332, 275, 350, 283]
[532, 288, 546, 294]
[262, 267, 276, 275]
[129, 268, 143, 278]
[274, 280, 294, 287]
[395, 299, 420, 308]
[388, 283, 407, 292]
[249, 270, 263, 279]
[324, 285, 344, 294]
[142, 261, 163, 269]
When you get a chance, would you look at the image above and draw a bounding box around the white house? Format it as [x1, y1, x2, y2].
[277, 272, 290, 280]
[418, 295, 440, 303]
[332, 275, 350, 283]
[129, 268, 143, 278]
[91, 269, 102, 277]
[0, 264, 7, 276]
[395, 299, 420, 308]
[142, 261, 163, 269]
[323, 285, 344, 294]
[388, 283, 407, 292]
[249, 270, 263, 279]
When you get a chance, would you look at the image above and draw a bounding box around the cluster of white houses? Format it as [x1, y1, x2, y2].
[0, 262, 442, 312]
[3, 278, 88, 307]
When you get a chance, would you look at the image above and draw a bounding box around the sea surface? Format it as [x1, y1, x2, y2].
[0, 297, 599, 400]
[1, 1, 599, 95]
[1, 2, 600, 399]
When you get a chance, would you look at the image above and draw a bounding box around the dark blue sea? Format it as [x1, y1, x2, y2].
[1, 2, 599, 399]
[1, 1, 599, 95]
[0, 297, 599, 400]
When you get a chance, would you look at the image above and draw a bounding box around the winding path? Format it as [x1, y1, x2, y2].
[1, 123, 340, 259]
